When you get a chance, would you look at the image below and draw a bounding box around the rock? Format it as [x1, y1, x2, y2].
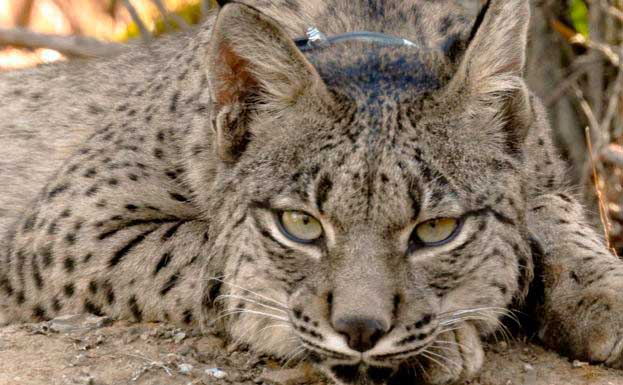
[258, 368, 312, 385]
[176, 344, 194, 356]
[195, 335, 225, 351]
[46, 314, 112, 333]
[193, 335, 226, 361]
[572, 359, 589, 368]
[178, 363, 193, 374]
[173, 331, 187, 343]
[523, 363, 534, 372]
[205, 367, 228, 379]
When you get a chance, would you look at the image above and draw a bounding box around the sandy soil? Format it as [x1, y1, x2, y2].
[1, 315, 622, 385]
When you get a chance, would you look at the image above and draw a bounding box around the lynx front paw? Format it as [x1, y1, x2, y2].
[539, 286, 623, 368]
[417, 323, 484, 384]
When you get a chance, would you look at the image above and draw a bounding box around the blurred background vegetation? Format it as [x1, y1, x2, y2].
[0, 0, 622, 253]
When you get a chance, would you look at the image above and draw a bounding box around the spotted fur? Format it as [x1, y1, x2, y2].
[1, 1, 623, 384]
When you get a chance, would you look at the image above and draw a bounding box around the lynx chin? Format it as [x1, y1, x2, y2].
[2, 0, 623, 384]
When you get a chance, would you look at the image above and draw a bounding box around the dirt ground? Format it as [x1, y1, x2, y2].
[1, 315, 622, 385]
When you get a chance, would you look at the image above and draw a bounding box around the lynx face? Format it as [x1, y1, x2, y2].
[196, 1, 533, 383]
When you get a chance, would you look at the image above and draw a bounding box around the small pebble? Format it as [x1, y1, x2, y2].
[178, 363, 193, 374]
[173, 331, 187, 343]
[176, 344, 194, 356]
[572, 359, 589, 368]
[523, 363, 534, 372]
[206, 368, 228, 379]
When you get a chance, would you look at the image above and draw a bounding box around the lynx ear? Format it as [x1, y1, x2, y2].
[207, 3, 326, 162]
[449, 0, 532, 153]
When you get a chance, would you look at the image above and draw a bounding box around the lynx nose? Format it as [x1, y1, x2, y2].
[333, 316, 389, 352]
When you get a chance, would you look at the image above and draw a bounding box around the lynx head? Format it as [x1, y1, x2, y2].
[194, 1, 534, 383]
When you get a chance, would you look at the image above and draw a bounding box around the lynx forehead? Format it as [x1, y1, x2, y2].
[2, 1, 623, 385]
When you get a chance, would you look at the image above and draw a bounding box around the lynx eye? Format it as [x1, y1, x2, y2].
[413, 218, 460, 246]
[278, 211, 323, 243]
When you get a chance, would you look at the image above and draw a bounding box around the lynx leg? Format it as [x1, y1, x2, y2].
[527, 192, 623, 366]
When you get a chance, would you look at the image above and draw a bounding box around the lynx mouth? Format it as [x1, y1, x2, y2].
[326, 361, 432, 385]
[330, 364, 395, 384]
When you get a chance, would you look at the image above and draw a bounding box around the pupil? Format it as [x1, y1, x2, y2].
[302, 216, 310, 225]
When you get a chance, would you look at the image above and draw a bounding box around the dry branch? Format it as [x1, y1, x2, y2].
[550, 18, 621, 68]
[122, 0, 151, 39]
[600, 57, 623, 135]
[0, 27, 124, 58]
[151, 0, 189, 30]
[593, 0, 623, 23]
[13, 0, 35, 27]
[572, 84, 602, 143]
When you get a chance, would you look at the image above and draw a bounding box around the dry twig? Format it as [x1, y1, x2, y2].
[151, 0, 190, 30]
[585, 127, 615, 252]
[550, 18, 621, 68]
[0, 27, 124, 58]
[591, 0, 623, 23]
[572, 84, 601, 143]
[600, 56, 623, 136]
[122, 0, 151, 39]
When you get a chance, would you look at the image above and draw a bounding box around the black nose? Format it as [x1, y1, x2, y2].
[333, 316, 389, 352]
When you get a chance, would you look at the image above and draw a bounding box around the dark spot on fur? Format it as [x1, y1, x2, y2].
[315, 175, 333, 213]
[83, 168, 97, 178]
[88, 280, 98, 294]
[84, 299, 103, 316]
[64, 283, 75, 297]
[128, 295, 142, 322]
[52, 298, 62, 312]
[48, 183, 69, 200]
[170, 91, 180, 112]
[169, 192, 189, 202]
[32, 305, 47, 321]
[65, 233, 76, 245]
[63, 257, 76, 273]
[160, 272, 179, 296]
[154, 252, 172, 275]
[125, 204, 138, 212]
[108, 227, 157, 267]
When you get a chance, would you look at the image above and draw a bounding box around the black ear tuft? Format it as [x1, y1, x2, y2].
[468, 0, 491, 43]
[216, 0, 230, 7]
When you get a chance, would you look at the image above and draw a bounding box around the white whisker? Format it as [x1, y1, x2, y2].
[420, 351, 452, 375]
[421, 349, 461, 370]
[212, 309, 289, 324]
[208, 277, 288, 308]
[282, 347, 307, 368]
[257, 323, 292, 335]
[215, 294, 288, 314]
[428, 344, 457, 354]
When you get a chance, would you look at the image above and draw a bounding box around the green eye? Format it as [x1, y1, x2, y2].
[413, 218, 460, 245]
[278, 211, 323, 243]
